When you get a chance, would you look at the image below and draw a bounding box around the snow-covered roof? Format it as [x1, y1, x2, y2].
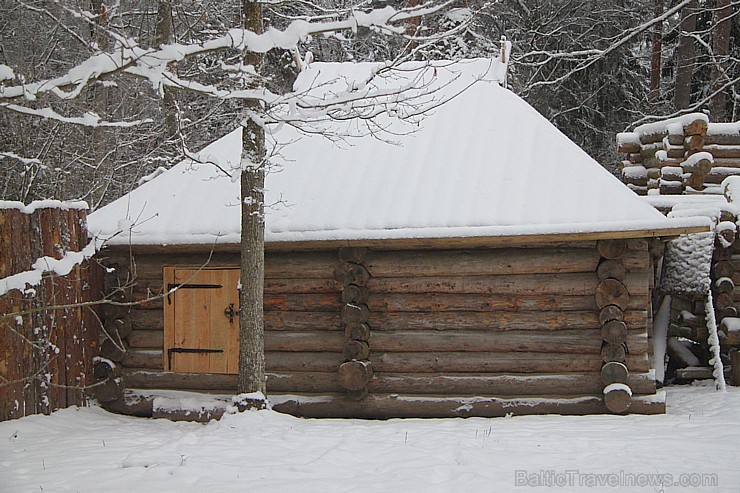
[88, 59, 708, 247]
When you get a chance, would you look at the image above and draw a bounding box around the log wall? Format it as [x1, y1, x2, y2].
[0, 206, 103, 421]
[99, 238, 663, 418]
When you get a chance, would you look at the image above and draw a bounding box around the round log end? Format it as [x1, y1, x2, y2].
[597, 259, 627, 281]
[338, 247, 369, 264]
[341, 303, 370, 324]
[346, 387, 369, 401]
[597, 240, 627, 260]
[341, 284, 369, 304]
[99, 338, 127, 363]
[344, 322, 371, 341]
[603, 384, 632, 414]
[601, 361, 629, 385]
[601, 320, 628, 345]
[93, 377, 124, 403]
[338, 360, 373, 391]
[343, 340, 371, 361]
[599, 305, 624, 325]
[333, 263, 371, 287]
[595, 279, 630, 310]
[601, 342, 626, 363]
[104, 318, 133, 340]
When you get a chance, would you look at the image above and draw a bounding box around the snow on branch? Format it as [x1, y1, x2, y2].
[0, 3, 455, 103]
[0, 237, 102, 297]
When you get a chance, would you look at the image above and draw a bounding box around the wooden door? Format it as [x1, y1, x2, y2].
[163, 267, 240, 374]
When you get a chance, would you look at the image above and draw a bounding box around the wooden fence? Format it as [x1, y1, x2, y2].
[0, 203, 103, 421]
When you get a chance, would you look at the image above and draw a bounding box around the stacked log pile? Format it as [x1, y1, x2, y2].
[99, 239, 664, 418]
[617, 115, 740, 196]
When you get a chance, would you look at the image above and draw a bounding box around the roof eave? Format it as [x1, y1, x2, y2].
[99, 224, 710, 254]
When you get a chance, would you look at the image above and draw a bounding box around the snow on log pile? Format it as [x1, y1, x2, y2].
[617, 115, 740, 196]
[0, 202, 103, 421]
[647, 189, 740, 386]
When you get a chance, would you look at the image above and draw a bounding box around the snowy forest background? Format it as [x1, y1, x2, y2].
[0, 0, 737, 208]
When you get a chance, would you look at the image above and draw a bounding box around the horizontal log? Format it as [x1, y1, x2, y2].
[366, 330, 648, 355]
[264, 330, 649, 355]
[368, 271, 650, 296]
[365, 248, 601, 278]
[264, 293, 341, 312]
[134, 284, 345, 311]
[271, 392, 665, 418]
[127, 330, 163, 349]
[122, 349, 163, 369]
[129, 309, 164, 331]
[369, 351, 650, 373]
[266, 312, 342, 331]
[127, 305, 648, 336]
[368, 372, 655, 396]
[264, 278, 338, 294]
[265, 332, 346, 352]
[121, 369, 343, 393]
[368, 310, 648, 331]
[704, 134, 740, 145]
[123, 252, 340, 280]
[368, 293, 647, 313]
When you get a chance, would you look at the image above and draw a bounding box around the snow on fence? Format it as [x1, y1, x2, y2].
[0, 202, 103, 421]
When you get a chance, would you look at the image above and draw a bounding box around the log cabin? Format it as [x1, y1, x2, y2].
[87, 59, 708, 419]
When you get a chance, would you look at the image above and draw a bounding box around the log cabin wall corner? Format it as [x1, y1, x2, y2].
[95, 236, 665, 418]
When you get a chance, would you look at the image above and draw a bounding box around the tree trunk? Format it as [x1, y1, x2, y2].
[238, 0, 267, 396]
[649, 0, 663, 102]
[710, 0, 732, 121]
[156, 0, 178, 138]
[673, 0, 698, 110]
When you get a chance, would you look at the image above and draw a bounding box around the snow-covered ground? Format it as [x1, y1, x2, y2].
[1, 383, 737, 492]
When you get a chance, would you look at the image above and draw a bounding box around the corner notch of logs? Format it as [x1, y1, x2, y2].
[596, 240, 632, 413]
[335, 247, 373, 400]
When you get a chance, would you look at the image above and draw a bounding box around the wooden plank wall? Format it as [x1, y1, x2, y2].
[102, 239, 661, 417]
[0, 207, 102, 422]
